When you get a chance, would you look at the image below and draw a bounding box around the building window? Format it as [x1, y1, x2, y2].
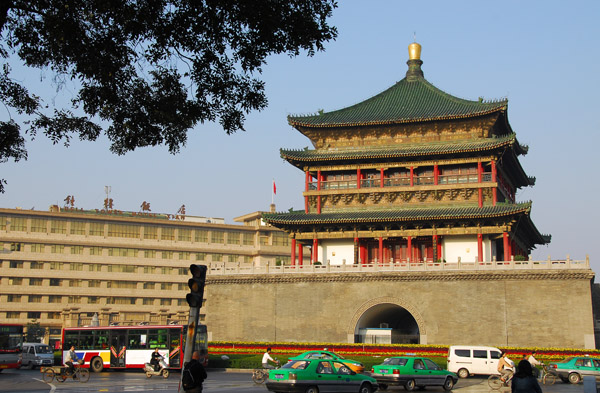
[175, 267, 186, 275]
[50, 220, 67, 234]
[227, 254, 238, 263]
[6, 311, 20, 319]
[143, 266, 155, 274]
[177, 283, 186, 290]
[178, 228, 191, 242]
[160, 283, 172, 290]
[243, 256, 253, 264]
[88, 280, 101, 288]
[162, 251, 173, 260]
[49, 278, 62, 286]
[69, 280, 81, 287]
[0, 216, 7, 230]
[243, 233, 255, 246]
[108, 265, 136, 273]
[50, 262, 63, 270]
[9, 277, 23, 285]
[143, 298, 154, 305]
[212, 254, 223, 262]
[144, 250, 156, 258]
[107, 297, 136, 305]
[7, 294, 21, 302]
[160, 299, 171, 306]
[10, 217, 27, 231]
[211, 231, 224, 244]
[29, 278, 43, 286]
[89, 222, 104, 236]
[51, 245, 65, 254]
[71, 246, 84, 255]
[158, 267, 169, 275]
[48, 295, 62, 303]
[9, 260, 23, 268]
[70, 221, 86, 235]
[227, 232, 240, 245]
[88, 297, 99, 304]
[113, 281, 137, 289]
[161, 228, 175, 241]
[143, 282, 156, 289]
[10, 242, 24, 251]
[29, 295, 42, 303]
[89, 247, 103, 256]
[259, 232, 269, 246]
[30, 218, 47, 233]
[68, 296, 81, 303]
[30, 244, 45, 253]
[177, 299, 186, 306]
[108, 248, 137, 257]
[272, 232, 290, 246]
[88, 264, 102, 272]
[144, 226, 158, 240]
[47, 312, 61, 319]
[196, 253, 206, 261]
[195, 229, 208, 243]
[179, 252, 190, 260]
[70, 263, 83, 271]
[108, 223, 140, 239]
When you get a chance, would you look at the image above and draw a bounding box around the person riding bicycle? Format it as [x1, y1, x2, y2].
[64, 346, 80, 379]
[261, 348, 279, 369]
[497, 352, 515, 383]
[527, 352, 542, 378]
[150, 348, 164, 371]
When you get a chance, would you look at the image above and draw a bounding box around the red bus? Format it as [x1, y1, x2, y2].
[62, 324, 208, 372]
[0, 324, 23, 371]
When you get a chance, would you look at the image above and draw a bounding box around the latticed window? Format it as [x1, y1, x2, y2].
[227, 254, 238, 263]
[195, 229, 208, 243]
[160, 283, 172, 290]
[162, 251, 173, 260]
[108, 265, 137, 273]
[30, 244, 44, 253]
[89, 222, 104, 236]
[10, 217, 27, 231]
[178, 228, 191, 242]
[71, 246, 84, 255]
[51, 245, 65, 254]
[88, 264, 102, 272]
[6, 312, 20, 318]
[29, 278, 43, 286]
[108, 223, 140, 239]
[89, 247, 103, 256]
[175, 267, 186, 275]
[143, 282, 156, 289]
[144, 250, 156, 258]
[48, 295, 62, 303]
[259, 232, 269, 246]
[108, 248, 137, 257]
[0, 216, 7, 230]
[9, 277, 23, 285]
[30, 218, 47, 233]
[68, 296, 81, 303]
[30, 261, 44, 269]
[227, 232, 240, 245]
[177, 283, 186, 290]
[179, 252, 190, 260]
[11, 242, 24, 251]
[211, 231, 224, 244]
[7, 295, 21, 302]
[243, 232, 255, 246]
[196, 253, 206, 261]
[69, 280, 82, 287]
[9, 261, 23, 268]
[70, 221, 86, 235]
[50, 262, 63, 270]
[212, 254, 222, 262]
[272, 232, 290, 246]
[158, 267, 169, 275]
[88, 280, 101, 288]
[161, 227, 175, 241]
[70, 263, 83, 271]
[144, 267, 155, 274]
[144, 226, 158, 240]
[50, 220, 67, 234]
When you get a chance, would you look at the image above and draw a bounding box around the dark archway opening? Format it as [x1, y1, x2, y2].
[354, 303, 419, 344]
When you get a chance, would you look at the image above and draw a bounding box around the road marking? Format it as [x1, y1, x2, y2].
[34, 376, 56, 392]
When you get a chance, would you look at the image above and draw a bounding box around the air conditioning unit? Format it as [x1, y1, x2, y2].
[380, 323, 389, 329]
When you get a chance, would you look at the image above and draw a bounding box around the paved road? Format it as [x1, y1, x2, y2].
[0, 368, 589, 392]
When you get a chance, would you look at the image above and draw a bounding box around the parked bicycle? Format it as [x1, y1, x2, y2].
[42, 362, 90, 383]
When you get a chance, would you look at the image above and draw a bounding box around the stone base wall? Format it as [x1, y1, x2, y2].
[205, 269, 596, 349]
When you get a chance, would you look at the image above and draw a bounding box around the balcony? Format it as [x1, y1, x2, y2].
[308, 173, 492, 191]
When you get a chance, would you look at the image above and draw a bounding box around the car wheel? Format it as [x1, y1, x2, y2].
[90, 357, 104, 373]
[457, 368, 469, 378]
[443, 377, 454, 391]
[405, 379, 416, 391]
[305, 387, 319, 393]
[379, 384, 388, 391]
[568, 373, 581, 384]
[359, 383, 373, 393]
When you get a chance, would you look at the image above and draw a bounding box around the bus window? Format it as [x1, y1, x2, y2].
[127, 329, 147, 349]
[80, 332, 94, 349]
[148, 329, 168, 348]
[95, 330, 109, 349]
[64, 331, 79, 349]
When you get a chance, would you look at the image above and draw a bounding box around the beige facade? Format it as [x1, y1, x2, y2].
[0, 206, 305, 345]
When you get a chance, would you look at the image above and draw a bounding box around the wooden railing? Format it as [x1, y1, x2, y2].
[207, 256, 590, 275]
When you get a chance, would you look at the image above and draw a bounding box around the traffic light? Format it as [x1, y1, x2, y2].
[186, 264, 207, 308]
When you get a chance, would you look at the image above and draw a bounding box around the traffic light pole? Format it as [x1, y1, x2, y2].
[183, 305, 199, 366]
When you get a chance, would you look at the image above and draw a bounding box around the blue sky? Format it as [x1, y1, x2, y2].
[2, 1, 599, 269]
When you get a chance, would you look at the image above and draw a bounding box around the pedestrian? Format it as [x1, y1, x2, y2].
[511, 359, 542, 393]
[182, 351, 207, 393]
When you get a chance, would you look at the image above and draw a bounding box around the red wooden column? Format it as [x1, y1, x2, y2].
[291, 238, 296, 266]
[298, 243, 303, 266]
[477, 161, 483, 208]
[407, 236, 412, 262]
[491, 160, 497, 206]
[356, 168, 361, 189]
[432, 234, 438, 262]
[503, 232, 510, 262]
[359, 241, 367, 265]
[317, 170, 322, 214]
[437, 238, 442, 261]
[304, 171, 310, 213]
[380, 168, 385, 188]
[378, 237, 384, 265]
[410, 167, 414, 187]
[477, 233, 483, 263]
[312, 238, 318, 264]
[434, 164, 439, 185]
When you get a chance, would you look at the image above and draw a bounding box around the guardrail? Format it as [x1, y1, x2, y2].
[207, 256, 590, 275]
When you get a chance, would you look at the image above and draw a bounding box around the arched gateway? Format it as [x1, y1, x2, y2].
[349, 297, 426, 345]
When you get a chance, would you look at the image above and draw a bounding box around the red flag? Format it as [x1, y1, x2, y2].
[273, 180, 277, 195]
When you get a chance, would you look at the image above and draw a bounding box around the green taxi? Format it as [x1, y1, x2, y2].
[289, 350, 365, 373]
[371, 356, 457, 391]
[547, 356, 600, 384]
[266, 358, 378, 393]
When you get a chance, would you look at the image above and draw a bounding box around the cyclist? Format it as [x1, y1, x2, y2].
[527, 352, 542, 378]
[261, 348, 279, 369]
[64, 346, 80, 379]
[497, 352, 515, 383]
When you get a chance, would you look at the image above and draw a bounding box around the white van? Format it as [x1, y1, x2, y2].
[447, 345, 502, 378]
[20, 343, 54, 369]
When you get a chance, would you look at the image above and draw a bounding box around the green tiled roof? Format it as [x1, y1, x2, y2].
[281, 134, 519, 163]
[288, 75, 507, 128]
[262, 203, 532, 225]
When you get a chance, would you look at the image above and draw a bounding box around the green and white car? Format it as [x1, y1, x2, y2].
[289, 350, 365, 373]
[266, 358, 378, 393]
[371, 356, 457, 391]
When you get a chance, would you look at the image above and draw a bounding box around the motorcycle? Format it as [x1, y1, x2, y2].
[144, 357, 169, 379]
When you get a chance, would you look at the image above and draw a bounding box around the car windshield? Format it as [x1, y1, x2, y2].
[560, 357, 576, 363]
[382, 358, 408, 366]
[331, 352, 345, 359]
[282, 360, 309, 370]
[36, 345, 52, 354]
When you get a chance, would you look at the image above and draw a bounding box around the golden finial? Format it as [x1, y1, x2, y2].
[408, 40, 421, 61]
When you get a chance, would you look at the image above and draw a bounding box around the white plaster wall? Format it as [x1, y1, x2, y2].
[319, 240, 354, 265]
[443, 235, 478, 263]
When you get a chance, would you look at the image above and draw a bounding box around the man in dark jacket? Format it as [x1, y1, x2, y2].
[183, 351, 207, 393]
